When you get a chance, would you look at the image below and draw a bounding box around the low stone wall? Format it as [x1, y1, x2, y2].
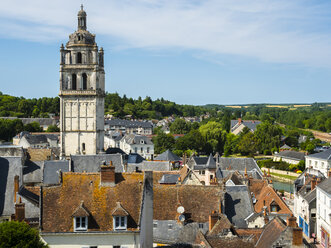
[261, 167, 299, 178]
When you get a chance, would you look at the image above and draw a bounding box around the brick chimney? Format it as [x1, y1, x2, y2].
[292, 227, 303, 246]
[238, 118, 242, 124]
[100, 161, 115, 186]
[14, 175, 19, 203]
[287, 214, 297, 228]
[209, 211, 219, 231]
[263, 206, 269, 224]
[328, 169, 331, 178]
[311, 177, 317, 190]
[15, 197, 25, 222]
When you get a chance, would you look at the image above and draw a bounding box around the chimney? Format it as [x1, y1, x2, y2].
[263, 206, 269, 224]
[328, 169, 331, 178]
[292, 227, 303, 246]
[15, 197, 25, 222]
[311, 177, 317, 190]
[287, 214, 297, 228]
[14, 175, 19, 203]
[100, 160, 115, 186]
[209, 211, 219, 231]
[238, 118, 242, 124]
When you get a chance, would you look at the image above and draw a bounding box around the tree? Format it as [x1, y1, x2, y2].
[23, 122, 43, 132]
[199, 121, 226, 154]
[223, 133, 239, 156]
[254, 121, 282, 155]
[152, 132, 175, 154]
[237, 132, 257, 156]
[170, 118, 190, 134]
[0, 221, 48, 248]
[46, 125, 60, 132]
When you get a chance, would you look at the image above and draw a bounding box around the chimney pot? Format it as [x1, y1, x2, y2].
[15, 197, 25, 222]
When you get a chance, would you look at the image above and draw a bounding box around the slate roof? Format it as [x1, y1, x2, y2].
[255, 217, 287, 248]
[0, 156, 23, 216]
[24, 134, 48, 144]
[127, 153, 145, 164]
[158, 174, 180, 184]
[216, 158, 263, 179]
[41, 172, 144, 232]
[303, 188, 316, 203]
[17, 186, 40, 220]
[105, 147, 126, 155]
[274, 150, 305, 161]
[189, 155, 217, 170]
[23, 160, 43, 184]
[43, 160, 70, 185]
[317, 177, 331, 195]
[123, 134, 153, 145]
[231, 120, 261, 132]
[155, 150, 181, 162]
[105, 119, 153, 129]
[307, 148, 331, 160]
[127, 161, 171, 172]
[224, 185, 254, 228]
[70, 154, 124, 173]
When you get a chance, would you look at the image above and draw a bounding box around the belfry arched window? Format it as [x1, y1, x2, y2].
[72, 74, 77, 90]
[77, 52, 82, 64]
[82, 73, 87, 90]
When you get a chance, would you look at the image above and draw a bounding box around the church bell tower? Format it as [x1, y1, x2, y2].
[59, 5, 105, 157]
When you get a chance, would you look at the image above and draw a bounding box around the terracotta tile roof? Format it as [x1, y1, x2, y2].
[41, 172, 144, 232]
[72, 201, 90, 217]
[249, 179, 268, 198]
[255, 217, 287, 248]
[111, 202, 129, 216]
[27, 148, 52, 161]
[253, 185, 292, 215]
[24, 186, 40, 196]
[206, 236, 255, 248]
[153, 171, 180, 185]
[208, 214, 233, 235]
[153, 184, 223, 223]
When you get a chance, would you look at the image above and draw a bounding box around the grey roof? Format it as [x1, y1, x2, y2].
[317, 177, 331, 195]
[231, 120, 261, 131]
[23, 161, 43, 184]
[153, 220, 208, 244]
[106, 131, 123, 141]
[155, 150, 181, 162]
[24, 134, 48, 144]
[274, 150, 305, 161]
[123, 134, 153, 145]
[224, 185, 254, 228]
[70, 154, 124, 173]
[127, 161, 170, 172]
[303, 188, 316, 203]
[0, 146, 24, 157]
[158, 174, 180, 184]
[0, 156, 23, 216]
[105, 119, 153, 129]
[17, 187, 39, 220]
[127, 153, 145, 164]
[0, 117, 57, 126]
[280, 144, 291, 149]
[189, 155, 216, 170]
[307, 148, 331, 160]
[43, 160, 70, 185]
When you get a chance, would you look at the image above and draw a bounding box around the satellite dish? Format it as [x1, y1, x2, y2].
[179, 214, 185, 222]
[177, 206, 185, 214]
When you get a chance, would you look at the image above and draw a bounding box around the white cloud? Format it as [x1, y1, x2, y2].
[1, 0, 331, 67]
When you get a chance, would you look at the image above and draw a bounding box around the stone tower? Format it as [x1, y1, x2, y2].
[59, 5, 105, 157]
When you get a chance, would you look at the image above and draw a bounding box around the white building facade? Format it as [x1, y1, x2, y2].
[59, 5, 105, 157]
[306, 149, 331, 178]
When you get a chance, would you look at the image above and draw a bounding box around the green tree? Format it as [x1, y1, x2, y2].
[46, 125, 60, 132]
[223, 133, 239, 156]
[254, 121, 282, 154]
[237, 132, 257, 156]
[0, 221, 48, 248]
[24, 122, 43, 132]
[152, 132, 175, 154]
[170, 118, 190, 134]
[199, 121, 227, 153]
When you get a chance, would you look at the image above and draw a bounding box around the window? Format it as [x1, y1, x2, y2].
[153, 222, 157, 228]
[198, 223, 204, 229]
[113, 216, 127, 230]
[113, 246, 120, 248]
[202, 170, 205, 175]
[82, 143, 86, 154]
[309, 160, 312, 166]
[271, 205, 279, 213]
[77, 52, 82, 64]
[72, 74, 77, 90]
[324, 209, 326, 220]
[210, 175, 213, 180]
[82, 73, 87, 90]
[134, 147, 137, 153]
[168, 224, 173, 229]
[147, 147, 150, 153]
[74, 216, 87, 231]
[141, 147, 143, 153]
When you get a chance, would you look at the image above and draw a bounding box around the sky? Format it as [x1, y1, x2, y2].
[0, 0, 331, 105]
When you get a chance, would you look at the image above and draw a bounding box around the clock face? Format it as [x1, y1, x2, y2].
[177, 206, 185, 214]
[179, 214, 185, 222]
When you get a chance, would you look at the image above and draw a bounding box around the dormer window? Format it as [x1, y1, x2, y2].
[72, 201, 90, 232]
[114, 216, 127, 230]
[112, 202, 129, 231]
[140, 139, 144, 144]
[74, 216, 88, 231]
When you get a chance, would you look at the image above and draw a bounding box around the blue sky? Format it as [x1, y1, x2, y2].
[0, 0, 331, 105]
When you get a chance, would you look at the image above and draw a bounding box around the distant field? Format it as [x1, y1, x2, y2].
[225, 105, 246, 108]
[266, 105, 288, 108]
[294, 104, 311, 107]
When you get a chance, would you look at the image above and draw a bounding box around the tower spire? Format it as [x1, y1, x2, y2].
[77, 4, 87, 31]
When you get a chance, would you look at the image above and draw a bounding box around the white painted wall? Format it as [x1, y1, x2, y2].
[316, 186, 331, 245]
